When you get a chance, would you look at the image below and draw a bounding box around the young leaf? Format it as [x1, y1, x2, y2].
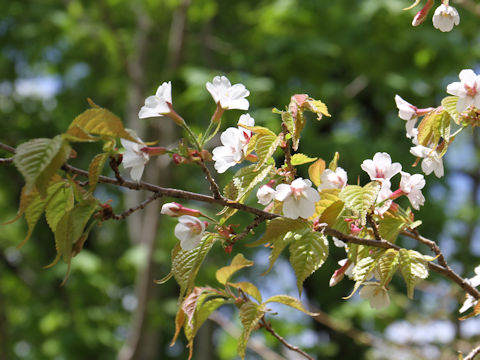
[352, 251, 383, 282]
[255, 133, 281, 170]
[228, 282, 262, 303]
[289, 230, 329, 295]
[417, 108, 451, 147]
[262, 230, 296, 276]
[305, 99, 331, 120]
[172, 234, 217, 300]
[216, 254, 254, 285]
[399, 249, 429, 299]
[88, 153, 109, 192]
[290, 153, 318, 166]
[442, 96, 460, 125]
[66, 107, 136, 141]
[308, 158, 326, 187]
[312, 188, 341, 219]
[339, 181, 381, 225]
[376, 249, 400, 286]
[14, 136, 71, 196]
[247, 217, 309, 247]
[318, 200, 345, 227]
[264, 295, 319, 316]
[378, 212, 407, 242]
[45, 184, 74, 232]
[328, 152, 340, 171]
[238, 302, 266, 359]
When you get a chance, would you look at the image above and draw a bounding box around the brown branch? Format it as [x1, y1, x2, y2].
[465, 345, 480, 360]
[367, 214, 381, 241]
[197, 159, 222, 199]
[261, 317, 314, 360]
[1, 141, 480, 302]
[111, 193, 163, 220]
[109, 156, 125, 185]
[0, 158, 13, 164]
[280, 124, 295, 183]
[401, 229, 448, 267]
[0, 143, 16, 154]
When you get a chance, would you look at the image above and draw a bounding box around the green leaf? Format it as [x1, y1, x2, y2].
[216, 254, 254, 285]
[19, 181, 65, 248]
[255, 133, 281, 170]
[305, 99, 331, 119]
[442, 96, 460, 125]
[339, 181, 381, 225]
[378, 212, 407, 242]
[66, 107, 136, 141]
[14, 136, 71, 196]
[312, 188, 341, 218]
[290, 153, 318, 166]
[264, 295, 319, 316]
[352, 251, 382, 282]
[318, 200, 345, 227]
[399, 249, 429, 299]
[289, 230, 329, 295]
[248, 217, 309, 247]
[172, 234, 217, 301]
[88, 153, 109, 192]
[45, 184, 74, 232]
[376, 249, 400, 286]
[417, 108, 451, 147]
[328, 152, 340, 171]
[308, 158, 326, 187]
[228, 282, 262, 303]
[238, 302, 265, 359]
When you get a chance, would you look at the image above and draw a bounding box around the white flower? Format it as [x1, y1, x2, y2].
[361, 152, 402, 182]
[121, 138, 149, 182]
[206, 76, 250, 110]
[432, 4, 460, 32]
[275, 178, 320, 219]
[139, 82, 172, 119]
[459, 295, 477, 314]
[395, 95, 418, 139]
[359, 283, 390, 309]
[212, 114, 255, 173]
[174, 215, 206, 251]
[470, 265, 480, 287]
[400, 172, 426, 210]
[410, 145, 444, 178]
[161, 203, 181, 216]
[446, 69, 480, 112]
[257, 185, 276, 205]
[375, 181, 393, 215]
[332, 237, 346, 248]
[318, 167, 348, 190]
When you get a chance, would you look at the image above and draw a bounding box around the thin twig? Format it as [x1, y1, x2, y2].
[233, 215, 265, 243]
[401, 229, 448, 267]
[0, 143, 15, 154]
[197, 159, 222, 199]
[465, 345, 480, 360]
[111, 193, 163, 220]
[109, 156, 125, 185]
[280, 124, 295, 183]
[367, 214, 382, 241]
[261, 317, 314, 360]
[0, 158, 13, 164]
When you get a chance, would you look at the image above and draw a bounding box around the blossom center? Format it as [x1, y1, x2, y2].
[465, 83, 477, 97]
[291, 186, 305, 200]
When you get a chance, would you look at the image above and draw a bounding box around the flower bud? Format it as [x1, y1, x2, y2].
[412, 0, 434, 26]
[161, 202, 202, 217]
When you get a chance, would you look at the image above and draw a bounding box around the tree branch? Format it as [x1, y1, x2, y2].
[465, 345, 480, 360]
[261, 317, 314, 360]
[111, 193, 163, 220]
[197, 159, 222, 199]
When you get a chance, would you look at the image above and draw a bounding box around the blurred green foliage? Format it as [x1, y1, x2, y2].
[1, 0, 480, 359]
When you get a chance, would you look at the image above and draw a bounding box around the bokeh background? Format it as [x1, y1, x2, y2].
[1, 0, 480, 359]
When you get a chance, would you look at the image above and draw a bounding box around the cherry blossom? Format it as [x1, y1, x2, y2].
[359, 283, 390, 309]
[375, 180, 393, 215]
[275, 178, 320, 219]
[256, 185, 276, 205]
[121, 138, 149, 182]
[161, 202, 201, 217]
[459, 266, 480, 313]
[206, 76, 250, 110]
[139, 81, 172, 119]
[410, 145, 444, 178]
[212, 114, 255, 173]
[329, 258, 353, 287]
[174, 215, 206, 251]
[432, 4, 459, 32]
[446, 69, 480, 112]
[399, 172, 426, 210]
[395, 95, 418, 139]
[361, 152, 402, 182]
[318, 167, 348, 190]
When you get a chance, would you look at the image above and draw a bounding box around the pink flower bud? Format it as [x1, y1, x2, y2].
[412, 0, 434, 26]
[161, 202, 202, 217]
[141, 146, 167, 156]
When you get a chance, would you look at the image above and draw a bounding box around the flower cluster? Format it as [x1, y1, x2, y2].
[410, 0, 460, 33]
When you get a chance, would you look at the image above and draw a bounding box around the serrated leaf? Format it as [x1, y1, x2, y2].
[308, 158, 326, 187]
[45, 185, 74, 232]
[255, 133, 280, 170]
[289, 230, 329, 295]
[238, 302, 265, 359]
[312, 188, 341, 219]
[262, 231, 296, 276]
[67, 107, 136, 141]
[228, 282, 262, 303]
[14, 136, 70, 196]
[399, 249, 429, 299]
[305, 99, 330, 119]
[290, 153, 318, 166]
[239, 125, 276, 136]
[378, 213, 407, 242]
[442, 96, 460, 125]
[352, 252, 382, 282]
[19, 181, 65, 248]
[264, 295, 319, 316]
[417, 108, 451, 147]
[172, 234, 217, 301]
[339, 182, 381, 225]
[376, 249, 400, 286]
[88, 153, 109, 192]
[248, 217, 309, 247]
[216, 254, 254, 285]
